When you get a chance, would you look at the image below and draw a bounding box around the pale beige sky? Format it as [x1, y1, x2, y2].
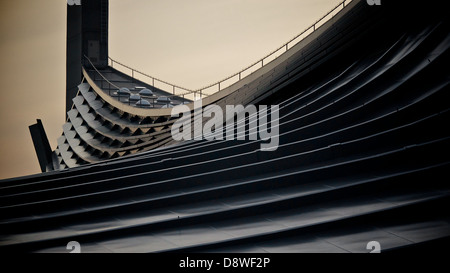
[0, 0, 342, 180]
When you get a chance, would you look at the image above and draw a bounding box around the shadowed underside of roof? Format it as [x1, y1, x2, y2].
[0, 0, 449, 253]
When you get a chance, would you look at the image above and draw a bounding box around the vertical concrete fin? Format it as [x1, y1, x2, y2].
[29, 119, 53, 173]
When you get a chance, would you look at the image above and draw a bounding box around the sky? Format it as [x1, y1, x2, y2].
[0, 0, 343, 180]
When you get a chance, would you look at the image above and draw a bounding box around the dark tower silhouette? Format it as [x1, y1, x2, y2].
[28, 120, 53, 173]
[66, 0, 109, 116]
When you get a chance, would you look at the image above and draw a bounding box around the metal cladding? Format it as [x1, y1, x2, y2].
[52, 70, 180, 170]
[1, 0, 449, 253]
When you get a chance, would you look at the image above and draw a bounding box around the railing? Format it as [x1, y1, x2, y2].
[84, 55, 120, 96]
[109, 58, 196, 96]
[84, 55, 197, 105]
[109, 0, 353, 100]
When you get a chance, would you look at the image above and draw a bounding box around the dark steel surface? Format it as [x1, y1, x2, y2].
[3, 0, 450, 253]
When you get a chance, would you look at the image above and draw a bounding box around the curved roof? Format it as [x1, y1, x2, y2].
[4, 0, 448, 254]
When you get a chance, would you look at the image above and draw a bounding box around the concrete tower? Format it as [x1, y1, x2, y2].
[66, 0, 109, 115]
